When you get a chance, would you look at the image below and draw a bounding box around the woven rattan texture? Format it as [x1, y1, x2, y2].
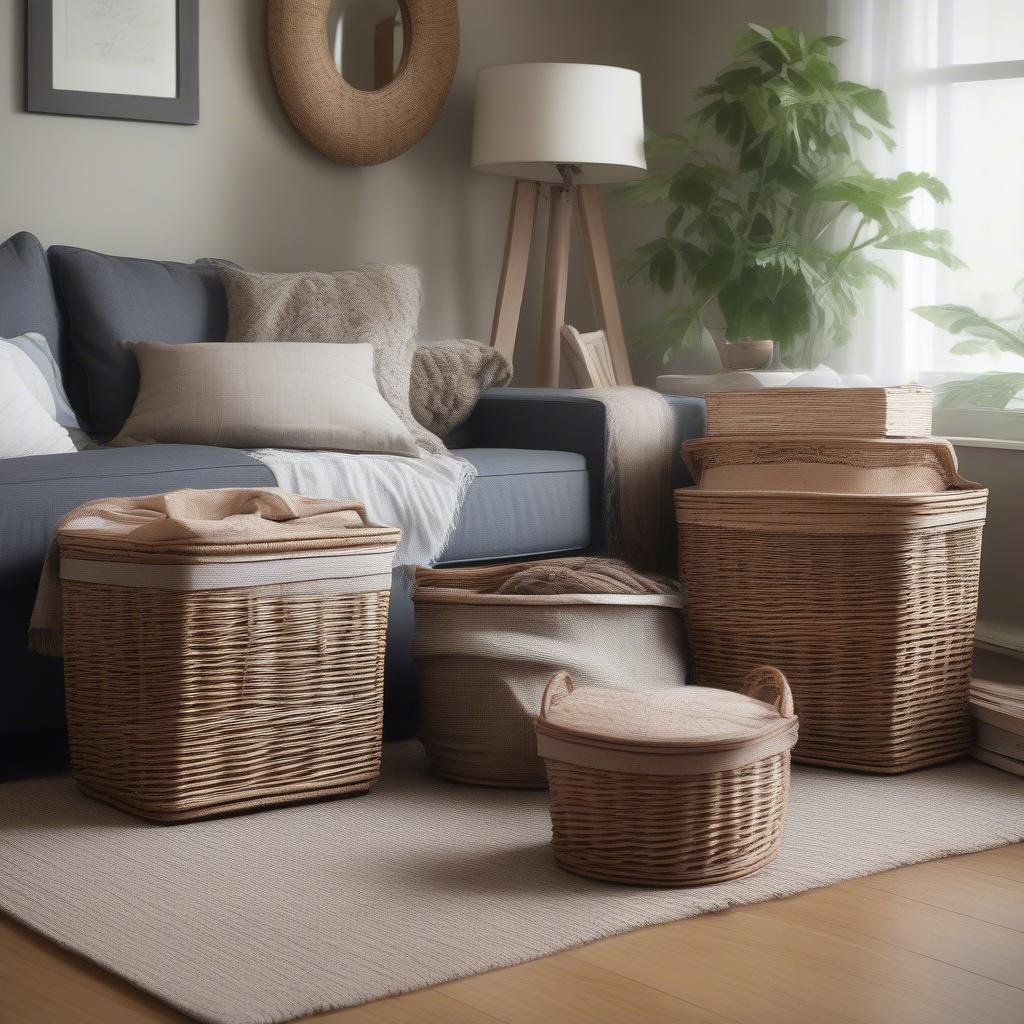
[266, 0, 459, 166]
[683, 436, 961, 482]
[63, 583, 390, 821]
[676, 489, 986, 773]
[544, 752, 790, 886]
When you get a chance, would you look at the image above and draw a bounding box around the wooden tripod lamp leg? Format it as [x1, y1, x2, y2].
[490, 179, 539, 362]
[577, 184, 633, 385]
[538, 183, 573, 387]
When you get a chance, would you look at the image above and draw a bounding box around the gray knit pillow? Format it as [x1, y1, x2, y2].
[410, 339, 512, 439]
[217, 263, 444, 454]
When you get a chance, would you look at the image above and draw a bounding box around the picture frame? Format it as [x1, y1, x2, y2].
[25, 0, 198, 125]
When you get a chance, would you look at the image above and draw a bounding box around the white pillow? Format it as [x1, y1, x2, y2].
[111, 341, 420, 456]
[0, 332, 90, 448]
[0, 348, 78, 458]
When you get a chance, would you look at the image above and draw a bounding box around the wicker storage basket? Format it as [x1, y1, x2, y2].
[684, 436, 960, 494]
[705, 385, 932, 438]
[535, 666, 798, 886]
[60, 510, 400, 822]
[412, 559, 687, 787]
[675, 484, 988, 773]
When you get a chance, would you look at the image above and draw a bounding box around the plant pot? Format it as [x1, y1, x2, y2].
[715, 338, 774, 371]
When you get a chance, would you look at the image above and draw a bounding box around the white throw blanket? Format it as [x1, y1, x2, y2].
[248, 449, 476, 571]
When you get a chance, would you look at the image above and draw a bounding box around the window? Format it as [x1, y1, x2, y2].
[829, 0, 1024, 441]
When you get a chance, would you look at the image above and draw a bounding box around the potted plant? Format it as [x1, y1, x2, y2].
[621, 24, 962, 370]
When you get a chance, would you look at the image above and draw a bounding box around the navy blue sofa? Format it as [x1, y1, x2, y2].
[0, 231, 705, 758]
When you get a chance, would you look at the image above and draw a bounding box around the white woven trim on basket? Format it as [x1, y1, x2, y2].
[60, 549, 395, 593]
[410, 589, 684, 609]
[536, 723, 798, 777]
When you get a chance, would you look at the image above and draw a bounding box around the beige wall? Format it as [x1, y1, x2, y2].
[0, 0, 822, 383]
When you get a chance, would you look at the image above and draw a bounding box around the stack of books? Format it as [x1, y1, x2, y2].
[705, 384, 934, 438]
[970, 677, 1024, 776]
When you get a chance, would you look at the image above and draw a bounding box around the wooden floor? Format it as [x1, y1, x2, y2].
[1, 843, 1021, 1024]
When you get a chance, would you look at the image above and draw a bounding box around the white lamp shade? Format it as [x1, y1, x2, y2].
[471, 63, 646, 184]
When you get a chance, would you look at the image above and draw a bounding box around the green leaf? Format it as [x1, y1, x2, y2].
[937, 373, 1024, 410]
[818, 35, 846, 47]
[950, 337, 1005, 356]
[913, 303, 1024, 356]
[787, 68, 814, 95]
[665, 206, 686, 235]
[694, 248, 734, 291]
[893, 171, 950, 203]
[650, 247, 677, 293]
[669, 175, 715, 209]
[842, 84, 893, 127]
[878, 229, 965, 270]
[718, 66, 764, 93]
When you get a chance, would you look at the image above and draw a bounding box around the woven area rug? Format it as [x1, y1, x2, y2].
[1, 742, 1020, 1024]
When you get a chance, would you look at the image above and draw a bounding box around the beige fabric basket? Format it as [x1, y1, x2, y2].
[675, 484, 988, 773]
[60, 515, 400, 822]
[412, 560, 687, 788]
[535, 667, 798, 886]
[683, 436, 962, 495]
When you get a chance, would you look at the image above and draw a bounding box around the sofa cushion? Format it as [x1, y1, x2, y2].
[0, 445, 275, 586]
[0, 233, 62, 360]
[48, 246, 229, 437]
[440, 448, 590, 564]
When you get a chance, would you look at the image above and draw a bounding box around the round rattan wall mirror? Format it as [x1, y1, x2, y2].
[267, 0, 459, 166]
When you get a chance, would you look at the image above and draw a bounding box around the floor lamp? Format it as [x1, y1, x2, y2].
[471, 63, 647, 387]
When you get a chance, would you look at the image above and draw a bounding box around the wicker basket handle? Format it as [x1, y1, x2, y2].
[539, 670, 576, 720]
[741, 666, 794, 717]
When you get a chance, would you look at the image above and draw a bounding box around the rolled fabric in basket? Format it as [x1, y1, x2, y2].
[28, 487, 400, 656]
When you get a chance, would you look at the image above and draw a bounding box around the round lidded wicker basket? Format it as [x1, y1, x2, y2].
[675, 484, 988, 774]
[60, 525, 399, 823]
[535, 666, 797, 887]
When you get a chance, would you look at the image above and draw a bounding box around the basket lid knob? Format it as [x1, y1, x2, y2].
[539, 670, 576, 720]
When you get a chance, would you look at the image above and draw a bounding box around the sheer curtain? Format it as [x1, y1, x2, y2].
[827, 0, 1024, 441]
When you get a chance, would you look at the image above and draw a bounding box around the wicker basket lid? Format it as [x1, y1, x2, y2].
[534, 668, 798, 776]
[682, 436, 968, 495]
[55, 488, 401, 559]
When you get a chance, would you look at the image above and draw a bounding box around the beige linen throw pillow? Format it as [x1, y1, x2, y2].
[111, 341, 419, 456]
[217, 263, 444, 454]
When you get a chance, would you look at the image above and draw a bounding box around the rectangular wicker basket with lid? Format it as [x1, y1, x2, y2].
[675, 476, 987, 773]
[56, 488, 400, 822]
[535, 666, 798, 886]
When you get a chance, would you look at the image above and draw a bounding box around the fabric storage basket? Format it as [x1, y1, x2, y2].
[675, 484, 988, 773]
[535, 666, 798, 886]
[412, 558, 687, 787]
[683, 436, 962, 495]
[58, 492, 400, 822]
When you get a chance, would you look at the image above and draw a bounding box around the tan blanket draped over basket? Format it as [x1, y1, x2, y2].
[589, 386, 677, 571]
[28, 488, 399, 656]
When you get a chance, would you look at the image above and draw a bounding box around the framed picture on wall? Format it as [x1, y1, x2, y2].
[26, 0, 198, 125]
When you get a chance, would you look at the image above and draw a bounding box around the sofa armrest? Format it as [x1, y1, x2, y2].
[462, 388, 707, 551]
